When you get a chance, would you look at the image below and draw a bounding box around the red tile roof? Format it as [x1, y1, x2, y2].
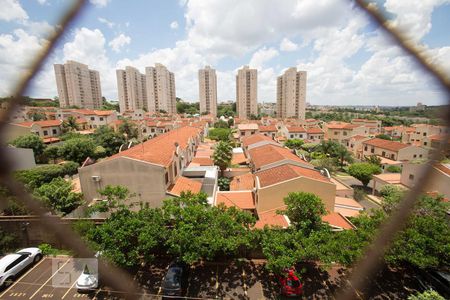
[230, 173, 255, 191]
[168, 176, 202, 196]
[231, 153, 247, 165]
[287, 126, 306, 133]
[322, 212, 355, 230]
[16, 120, 62, 128]
[108, 126, 201, 166]
[434, 163, 450, 176]
[216, 191, 255, 210]
[241, 134, 274, 148]
[256, 163, 329, 187]
[73, 109, 115, 116]
[248, 144, 311, 170]
[254, 207, 289, 229]
[191, 157, 214, 166]
[259, 125, 277, 132]
[363, 138, 410, 152]
[306, 127, 324, 134]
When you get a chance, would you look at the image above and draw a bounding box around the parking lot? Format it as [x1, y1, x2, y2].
[0, 256, 421, 299]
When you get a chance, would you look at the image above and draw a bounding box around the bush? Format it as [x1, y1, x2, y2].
[348, 163, 381, 186]
[0, 229, 17, 255]
[386, 165, 402, 173]
[408, 290, 445, 300]
[11, 134, 45, 162]
[14, 161, 79, 189]
[38, 243, 72, 256]
[218, 177, 230, 191]
[208, 128, 231, 141]
[58, 138, 96, 164]
[353, 187, 367, 202]
[34, 177, 83, 215]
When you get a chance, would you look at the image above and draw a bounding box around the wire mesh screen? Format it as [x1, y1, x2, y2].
[0, 0, 448, 299]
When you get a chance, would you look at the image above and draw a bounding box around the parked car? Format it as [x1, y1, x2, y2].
[76, 264, 98, 291]
[0, 247, 42, 287]
[162, 261, 189, 298]
[278, 268, 303, 297]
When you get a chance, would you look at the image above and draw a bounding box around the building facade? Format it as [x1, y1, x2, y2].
[277, 68, 307, 120]
[199, 66, 218, 116]
[236, 66, 257, 119]
[116, 66, 147, 113]
[145, 63, 176, 114]
[54, 60, 102, 109]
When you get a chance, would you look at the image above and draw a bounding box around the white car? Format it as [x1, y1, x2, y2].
[76, 264, 98, 291]
[0, 247, 42, 287]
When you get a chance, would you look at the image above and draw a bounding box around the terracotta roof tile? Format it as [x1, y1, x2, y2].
[306, 127, 324, 134]
[168, 176, 202, 196]
[230, 173, 254, 191]
[238, 123, 259, 130]
[16, 120, 62, 128]
[434, 163, 450, 176]
[232, 153, 247, 165]
[241, 134, 274, 147]
[254, 207, 289, 229]
[288, 125, 306, 133]
[191, 157, 214, 166]
[108, 126, 200, 166]
[248, 144, 312, 170]
[259, 125, 277, 132]
[322, 212, 354, 230]
[363, 138, 410, 152]
[256, 163, 329, 187]
[216, 191, 255, 210]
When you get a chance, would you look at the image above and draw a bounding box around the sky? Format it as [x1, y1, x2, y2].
[0, 0, 449, 106]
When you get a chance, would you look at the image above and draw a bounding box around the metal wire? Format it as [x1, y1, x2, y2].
[0, 0, 449, 299]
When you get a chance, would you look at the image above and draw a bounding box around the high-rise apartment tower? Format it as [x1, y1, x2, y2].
[236, 66, 257, 119]
[276, 68, 306, 120]
[198, 66, 217, 116]
[116, 66, 147, 113]
[145, 63, 176, 114]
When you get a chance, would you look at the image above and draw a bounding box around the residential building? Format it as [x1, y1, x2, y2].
[145, 63, 176, 114]
[276, 68, 307, 120]
[351, 119, 381, 135]
[236, 66, 257, 119]
[79, 126, 203, 209]
[343, 135, 371, 158]
[362, 138, 429, 161]
[325, 122, 368, 144]
[6, 120, 62, 143]
[55, 109, 118, 130]
[259, 125, 278, 139]
[404, 124, 449, 147]
[400, 162, 450, 199]
[116, 66, 147, 113]
[306, 127, 325, 143]
[237, 123, 259, 137]
[54, 60, 102, 109]
[199, 66, 217, 116]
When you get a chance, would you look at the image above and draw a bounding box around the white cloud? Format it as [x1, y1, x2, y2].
[90, 0, 110, 8]
[0, 0, 28, 22]
[36, 0, 48, 5]
[249, 47, 278, 70]
[108, 33, 131, 53]
[98, 17, 114, 28]
[279, 38, 298, 52]
[170, 21, 179, 29]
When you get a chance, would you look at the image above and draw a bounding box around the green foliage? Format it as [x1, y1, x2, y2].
[176, 100, 199, 114]
[14, 161, 79, 188]
[62, 116, 79, 132]
[365, 155, 382, 166]
[0, 185, 28, 215]
[284, 139, 304, 150]
[227, 118, 234, 127]
[34, 177, 83, 215]
[310, 157, 337, 173]
[353, 187, 367, 202]
[217, 103, 235, 117]
[11, 134, 45, 159]
[408, 290, 445, 300]
[43, 145, 61, 163]
[118, 119, 139, 140]
[348, 163, 381, 186]
[213, 141, 233, 175]
[375, 134, 392, 140]
[38, 243, 72, 256]
[218, 177, 230, 191]
[101, 98, 119, 111]
[0, 229, 17, 255]
[59, 132, 87, 141]
[301, 143, 318, 152]
[58, 138, 96, 164]
[213, 120, 230, 128]
[208, 128, 231, 141]
[386, 165, 402, 173]
[93, 125, 126, 156]
[89, 185, 132, 213]
[283, 192, 326, 234]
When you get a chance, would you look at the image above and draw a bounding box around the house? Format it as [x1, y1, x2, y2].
[371, 173, 404, 195]
[215, 191, 256, 214]
[382, 126, 415, 139]
[284, 125, 307, 140]
[362, 138, 429, 161]
[79, 126, 203, 208]
[306, 127, 324, 143]
[241, 133, 278, 153]
[237, 123, 259, 137]
[404, 124, 449, 146]
[400, 162, 450, 199]
[258, 125, 278, 139]
[56, 109, 118, 129]
[230, 173, 254, 191]
[6, 120, 63, 143]
[325, 122, 368, 145]
[247, 144, 312, 171]
[343, 135, 370, 158]
[351, 119, 381, 135]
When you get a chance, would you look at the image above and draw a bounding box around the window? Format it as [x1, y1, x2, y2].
[364, 146, 368, 151]
[173, 162, 177, 177]
[90, 117, 95, 121]
[390, 154, 395, 159]
[52, 129, 57, 135]
[419, 154, 423, 158]
[334, 131, 338, 135]
[371, 147, 374, 153]
[413, 154, 417, 158]
[43, 130, 48, 136]
[343, 131, 347, 136]
[299, 134, 303, 138]
[382, 151, 386, 157]
[409, 174, 414, 180]
[165, 172, 169, 184]
[290, 134, 294, 138]
[424, 142, 428, 146]
[423, 132, 426, 136]
[99, 117, 104, 121]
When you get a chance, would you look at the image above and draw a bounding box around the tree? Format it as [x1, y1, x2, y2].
[227, 118, 234, 127]
[317, 140, 340, 156]
[365, 155, 382, 166]
[58, 138, 96, 164]
[213, 141, 233, 176]
[348, 163, 381, 186]
[375, 134, 392, 140]
[34, 177, 83, 215]
[93, 126, 126, 156]
[334, 144, 354, 168]
[14, 161, 79, 189]
[62, 116, 79, 132]
[11, 134, 45, 160]
[89, 185, 133, 213]
[282, 192, 326, 234]
[284, 139, 304, 150]
[386, 165, 402, 173]
[0, 229, 17, 255]
[408, 290, 445, 300]
[218, 177, 230, 191]
[213, 120, 229, 129]
[208, 128, 231, 141]
[43, 145, 61, 163]
[119, 119, 139, 140]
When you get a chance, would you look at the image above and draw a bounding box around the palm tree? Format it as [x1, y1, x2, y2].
[62, 116, 79, 132]
[335, 145, 354, 168]
[213, 141, 233, 176]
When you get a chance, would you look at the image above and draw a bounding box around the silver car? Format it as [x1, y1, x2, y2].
[0, 247, 43, 287]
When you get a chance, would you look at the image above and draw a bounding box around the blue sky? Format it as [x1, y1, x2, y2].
[0, 0, 449, 106]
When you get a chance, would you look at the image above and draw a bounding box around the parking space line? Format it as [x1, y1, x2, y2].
[61, 278, 77, 299]
[29, 258, 70, 299]
[0, 257, 46, 299]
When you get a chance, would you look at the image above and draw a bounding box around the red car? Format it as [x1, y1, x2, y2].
[279, 269, 303, 297]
